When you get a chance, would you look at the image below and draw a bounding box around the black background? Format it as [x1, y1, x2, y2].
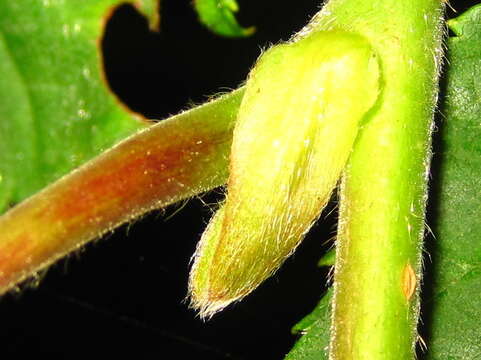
[0, 1, 476, 359]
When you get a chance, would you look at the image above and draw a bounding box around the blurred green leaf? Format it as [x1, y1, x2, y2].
[285, 4, 481, 359]
[194, 0, 255, 37]
[424, 4, 481, 358]
[0, 0, 160, 212]
[286, 289, 331, 360]
[317, 248, 335, 267]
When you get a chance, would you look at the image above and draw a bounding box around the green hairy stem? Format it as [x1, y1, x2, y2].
[301, 1, 445, 359]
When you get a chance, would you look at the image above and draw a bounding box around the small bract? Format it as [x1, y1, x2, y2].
[189, 30, 381, 318]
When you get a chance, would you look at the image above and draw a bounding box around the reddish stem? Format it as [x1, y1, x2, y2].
[0, 89, 243, 294]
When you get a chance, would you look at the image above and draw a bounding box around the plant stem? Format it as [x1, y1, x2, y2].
[303, 1, 446, 358]
[0, 89, 243, 295]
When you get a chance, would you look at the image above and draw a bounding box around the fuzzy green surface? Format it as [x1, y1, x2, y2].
[0, 0, 157, 212]
[189, 30, 380, 318]
[308, 1, 445, 358]
[286, 4, 481, 360]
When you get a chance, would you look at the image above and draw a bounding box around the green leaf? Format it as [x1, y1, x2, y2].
[424, 4, 481, 358]
[285, 289, 332, 360]
[194, 0, 255, 37]
[285, 5, 481, 359]
[0, 0, 160, 213]
[317, 248, 335, 267]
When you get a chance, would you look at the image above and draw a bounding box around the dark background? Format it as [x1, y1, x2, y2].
[0, 1, 476, 359]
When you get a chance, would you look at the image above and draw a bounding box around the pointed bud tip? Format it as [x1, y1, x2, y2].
[188, 290, 243, 320]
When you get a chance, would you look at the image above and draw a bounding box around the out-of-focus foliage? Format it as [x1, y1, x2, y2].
[0, 0, 159, 212]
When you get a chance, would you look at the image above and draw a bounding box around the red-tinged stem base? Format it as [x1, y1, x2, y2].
[0, 89, 243, 294]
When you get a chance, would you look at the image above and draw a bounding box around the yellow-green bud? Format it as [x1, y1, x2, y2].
[189, 30, 381, 318]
